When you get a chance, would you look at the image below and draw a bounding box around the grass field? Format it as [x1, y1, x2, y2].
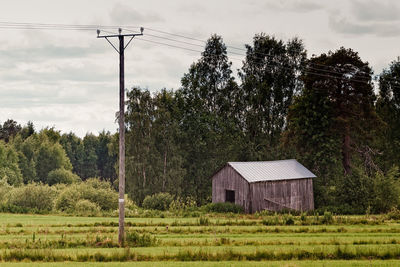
[0, 213, 399, 266]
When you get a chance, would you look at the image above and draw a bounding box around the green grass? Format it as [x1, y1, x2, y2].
[0, 213, 399, 264]
[0, 261, 399, 266]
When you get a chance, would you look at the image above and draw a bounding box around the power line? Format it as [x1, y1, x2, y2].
[0, 21, 399, 88]
[136, 37, 395, 88]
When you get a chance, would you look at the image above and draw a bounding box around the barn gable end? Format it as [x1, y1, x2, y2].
[212, 164, 251, 213]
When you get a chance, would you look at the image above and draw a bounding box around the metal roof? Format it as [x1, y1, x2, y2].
[228, 159, 316, 183]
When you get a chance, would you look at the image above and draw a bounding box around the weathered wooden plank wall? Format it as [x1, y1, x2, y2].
[250, 178, 314, 212]
[212, 165, 250, 212]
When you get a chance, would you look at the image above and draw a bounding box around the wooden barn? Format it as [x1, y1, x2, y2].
[211, 159, 316, 213]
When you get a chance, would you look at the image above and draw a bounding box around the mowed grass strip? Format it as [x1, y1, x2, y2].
[0, 261, 399, 266]
[0, 261, 399, 267]
[1, 245, 400, 261]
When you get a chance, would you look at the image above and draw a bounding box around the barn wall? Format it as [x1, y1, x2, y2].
[212, 165, 250, 212]
[250, 178, 314, 212]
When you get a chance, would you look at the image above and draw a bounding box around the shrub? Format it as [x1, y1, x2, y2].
[75, 199, 100, 216]
[322, 211, 333, 224]
[142, 192, 174, 211]
[204, 202, 244, 213]
[47, 168, 80, 185]
[169, 196, 197, 212]
[387, 207, 400, 220]
[55, 179, 118, 212]
[78, 179, 118, 211]
[0, 177, 12, 204]
[8, 183, 56, 211]
[371, 167, 400, 213]
[125, 231, 157, 247]
[284, 214, 295, 225]
[55, 185, 81, 212]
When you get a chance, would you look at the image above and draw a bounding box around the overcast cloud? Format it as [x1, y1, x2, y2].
[0, 0, 399, 137]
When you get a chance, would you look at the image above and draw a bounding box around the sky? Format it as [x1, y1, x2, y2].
[0, 0, 399, 137]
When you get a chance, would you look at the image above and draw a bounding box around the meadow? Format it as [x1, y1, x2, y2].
[0, 212, 398, 266]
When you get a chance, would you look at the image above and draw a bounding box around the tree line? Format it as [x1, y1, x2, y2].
[1, 33, 400, 214]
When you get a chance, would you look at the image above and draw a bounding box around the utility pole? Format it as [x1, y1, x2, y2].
[97, 27, 143, 245]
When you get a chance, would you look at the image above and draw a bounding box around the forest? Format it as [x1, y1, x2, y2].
[1, 33, 400, 214]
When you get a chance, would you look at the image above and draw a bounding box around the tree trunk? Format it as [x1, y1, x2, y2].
[143, 165, 146, 188]
[342, 125, 351, 175]
[162, 150, 167, 192]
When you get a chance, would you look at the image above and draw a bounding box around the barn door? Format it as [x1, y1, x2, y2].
[225, 190, 235, 203]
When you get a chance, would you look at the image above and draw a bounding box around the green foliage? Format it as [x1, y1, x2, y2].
[322, 211, 333, 224]
[35, 140, 72, 182]
[169, 196, 197, 212]
[55, 185, 81, 212]
[204, 202, 244, 213]
[239, 35, 307, 158]
[75, 199, 100, 216]
[8, 183, 56, 211]
[47, 168, 80, 185]
[0, 177, 12, 203]
[0, 141, 23, 186]
[371, 166, 400, 213]
[78, 179, 118, 211]
[198, 216, 210, 226]
[0, 119, 21, 142]
[386, 207, 400, 220]
[284, 214, 295, 225]
[55, 178, 118, 212]
[142, 192, 174, 211]
[125, 231, 158, 247]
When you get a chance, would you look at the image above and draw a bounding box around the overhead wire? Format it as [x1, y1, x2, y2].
[0, 21, 399, 88]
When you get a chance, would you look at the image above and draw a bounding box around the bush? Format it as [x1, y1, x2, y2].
[55, 185, 81, 212]
[387, 207, 400, 220]
[284, 214, 295, 225]
[142, 192, 173, 211]
[204, 202, 244, 213]
[78, 179, 118, 211]
[125, 231, 157, 247]
[75, 199, 100, 216]
[371, 167, 400, 213]
[322, 211, 333, 224]
[0, 177, 12, 204]
[55, 179, 118, 212]
[169, 196, 197, 212]
[8, 183, 56, 212]
[47, 168, 80, 185]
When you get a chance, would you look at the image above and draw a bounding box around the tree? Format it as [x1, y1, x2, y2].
[0, 119, 22, 142]
[20, 121, 35, 140]
[152, 90, 185, 195]
[376, 58, 400, 171]
[179, 35, 241, 203]
[125, 88, 155, 203]
[285, 47, 380, 208]
[60, 132, 85, 178]
[239, 34, 307, 159]
[0, 141, 23, 185]
[35, 140, 72, 183]
[80, 134, 99, 179]
[96, 131, 117, 183]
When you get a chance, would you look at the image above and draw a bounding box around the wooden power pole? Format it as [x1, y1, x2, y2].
[97, 27, 143, 245]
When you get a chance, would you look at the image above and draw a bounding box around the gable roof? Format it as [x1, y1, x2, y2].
[228, 159, 316, 183]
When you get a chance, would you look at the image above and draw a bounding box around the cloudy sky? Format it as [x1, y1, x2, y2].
[0, 0, 399, 137]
